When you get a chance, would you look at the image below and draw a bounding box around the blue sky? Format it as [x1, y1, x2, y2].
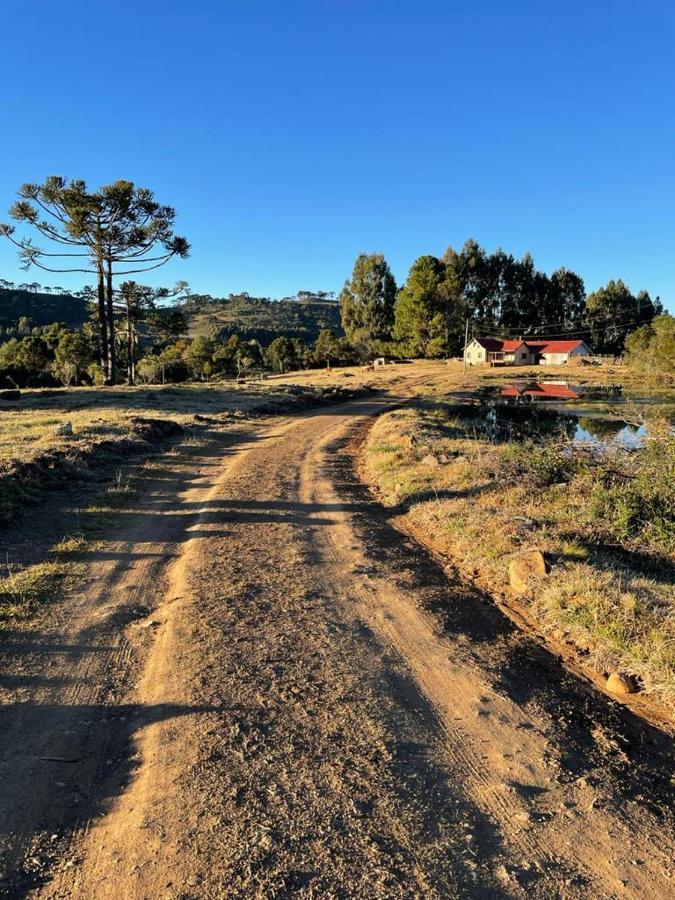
[1, 0, 674, 310]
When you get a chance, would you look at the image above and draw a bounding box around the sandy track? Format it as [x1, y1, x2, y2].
[1, 393, 673, 898]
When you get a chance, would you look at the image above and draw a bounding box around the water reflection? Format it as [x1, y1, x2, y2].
[476, 403, 578, 443]
[482, 382, 646, 450]
[498, 382, 625, 403]
[499, 381, 584, 401]
[575, 418, 647, 449]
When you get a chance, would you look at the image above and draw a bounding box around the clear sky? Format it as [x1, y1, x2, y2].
[1, 0, 673, 311]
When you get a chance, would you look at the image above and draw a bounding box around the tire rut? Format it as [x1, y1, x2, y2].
[3, 396, 672, 899]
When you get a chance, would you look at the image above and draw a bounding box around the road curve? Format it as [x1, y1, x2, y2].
[1, 394, 673, 898]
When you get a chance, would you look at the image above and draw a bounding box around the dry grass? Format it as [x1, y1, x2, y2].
[0, 381, 321, 462]
[0, 558, 83, 628]
[363, 404, 675, 706]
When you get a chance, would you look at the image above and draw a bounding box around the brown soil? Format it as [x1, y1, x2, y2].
[0, 373, 673, 898]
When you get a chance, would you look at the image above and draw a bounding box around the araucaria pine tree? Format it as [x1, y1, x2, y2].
[0, 177, 189, 383]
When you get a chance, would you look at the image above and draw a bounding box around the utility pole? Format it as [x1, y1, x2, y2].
[463, 317, 470, 375]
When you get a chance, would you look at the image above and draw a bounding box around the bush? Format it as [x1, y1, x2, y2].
[589, 429, 675, 553]
[496, 439, 576, 487]
[86, 362, 106, 386]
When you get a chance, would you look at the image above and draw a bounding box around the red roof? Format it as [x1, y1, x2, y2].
[500, 382, 582, 400]
[522, 340, 586, 354]
[475, 337, 527, 352]
[475, 337, 586, 354]
[475, 337, 504, 351]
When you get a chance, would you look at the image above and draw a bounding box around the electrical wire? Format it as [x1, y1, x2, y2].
[468, 295, 660, 335]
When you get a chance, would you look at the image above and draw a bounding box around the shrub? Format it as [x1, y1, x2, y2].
[589, 428, 675, 553]
[87, 362, 106, 386]
[496, 439, 576, 487]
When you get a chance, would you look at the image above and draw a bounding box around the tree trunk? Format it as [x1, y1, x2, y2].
[105, 260, 117, 385]
[126, 308, 135, 386]
[97, 261, 109, 380]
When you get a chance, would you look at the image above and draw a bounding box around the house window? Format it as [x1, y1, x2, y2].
[520, 352, 527, 359]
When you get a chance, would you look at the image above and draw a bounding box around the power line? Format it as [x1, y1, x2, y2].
[472, 314, 657, 344]
[470, 296, 659, 334]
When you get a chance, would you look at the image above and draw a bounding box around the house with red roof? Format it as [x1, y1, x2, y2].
[464, 337, 592, 367]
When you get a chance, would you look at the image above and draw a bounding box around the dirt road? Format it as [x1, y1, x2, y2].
[1, 392, 674, 898]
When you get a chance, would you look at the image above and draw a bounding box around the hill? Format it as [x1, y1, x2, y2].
[0, 286, 89, 329]
[184, 293, 343, 345]
[0, 286, 343, 346]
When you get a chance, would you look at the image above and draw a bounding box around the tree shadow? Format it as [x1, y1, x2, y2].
[0, 697, 223, 898]
[324, 421, 675, 826]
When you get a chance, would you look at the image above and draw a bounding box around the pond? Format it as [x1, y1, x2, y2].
[476, 381, 673, 451]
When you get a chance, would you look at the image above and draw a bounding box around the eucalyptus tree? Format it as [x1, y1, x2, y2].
[0, 177, 189, 383]
[393, 255, 448, 357]
[339, 253, 396, 350]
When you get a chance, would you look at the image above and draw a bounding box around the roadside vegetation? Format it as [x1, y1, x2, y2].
[363, 402, 675, 708]
[0, 444, 157, 630]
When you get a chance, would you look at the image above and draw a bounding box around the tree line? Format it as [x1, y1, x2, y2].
[0, 317, 360, 389]
[1, 175, 669, 386]
[338, 242, 665, 358]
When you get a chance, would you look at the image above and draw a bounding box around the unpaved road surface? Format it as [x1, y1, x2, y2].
[1, 392, 674, 898]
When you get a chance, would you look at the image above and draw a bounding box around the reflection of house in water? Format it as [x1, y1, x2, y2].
[500, 381, 584, 401]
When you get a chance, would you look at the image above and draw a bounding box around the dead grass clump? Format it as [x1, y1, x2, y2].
[537, 564, 675, 701]
[496, 439, 577, 487]
[0, 560, 79, 627]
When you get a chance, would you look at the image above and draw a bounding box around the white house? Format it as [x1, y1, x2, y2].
[464, 337, 592, 367]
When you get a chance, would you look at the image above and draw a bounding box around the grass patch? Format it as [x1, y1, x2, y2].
[364, 402, 675, 708]
[0, 558, 83, 628]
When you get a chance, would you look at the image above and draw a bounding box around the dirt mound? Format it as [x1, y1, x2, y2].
[129, 417, 184, 441]
[0, 419, 184, 528]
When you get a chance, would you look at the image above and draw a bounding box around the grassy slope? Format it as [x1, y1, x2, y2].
[0, 288, 343, 345]
[0, 287, 89, 328]
[363, 403, 675, 709]
[186, 295, 342, 343]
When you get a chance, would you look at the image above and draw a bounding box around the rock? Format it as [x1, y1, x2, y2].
[509, 549, 548, 595]
[606, 672, 637, 696]
[54, 422, 73, 436]
[422, 453, 440, 468]
[0, 389, 21, 401]
[513, 515, 536, 528]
